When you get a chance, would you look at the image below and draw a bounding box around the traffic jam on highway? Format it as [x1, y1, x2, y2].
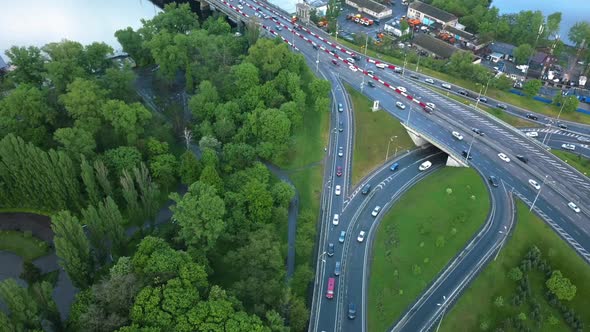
[220, 1, 590, 331]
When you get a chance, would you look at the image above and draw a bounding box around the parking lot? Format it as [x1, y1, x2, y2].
[336, 0, 410, 40]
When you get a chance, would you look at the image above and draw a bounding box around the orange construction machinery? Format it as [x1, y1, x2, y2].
[437, 32, 456, 44]
[346, 14, 374, 26]
[406, 18, 421, 27]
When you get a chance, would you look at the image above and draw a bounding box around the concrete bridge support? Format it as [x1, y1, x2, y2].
[402, 123, 468, 168]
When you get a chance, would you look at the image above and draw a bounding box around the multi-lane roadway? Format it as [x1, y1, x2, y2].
[215, 1, 590, 331]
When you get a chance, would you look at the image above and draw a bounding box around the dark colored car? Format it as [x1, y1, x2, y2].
[336, 166, 343, 177]
[516, 155, 529, 163]
[462, 150, 473, 160]
[368, 81, 376, 87]
[334, 261, 341, 276]
[558, 123, 568, 129]
[327, 243, 334, 256]
[497, 103, 507, 110]
[410, 74, 419, 79]
[361, 184, 371, 195]
[478, 97, 488, 103]
[352, 54, 361, 61]
[526, 113, 538, 120]
[332, 59, 339, 66]
[458, 90, 469, 96]
[312, 43, 319, 50]
[472, 128, 484, 136]
[348, 303, 357, 319]
[488, 176, 499, 187]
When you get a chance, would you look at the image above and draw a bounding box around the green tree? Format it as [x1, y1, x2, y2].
[43, 40, 87, 92]
[546, 270, 577, 301]
[83, 42, 114, 74]
[149, 153, 178, 188]
[102, 100, 152, 145]
[82, 196, 126, 262]
[522, 79, 542, 98]
[170, 181, 226, 250]
[222, 142, 256, 171]
[492, 75, 514, 91]
[81, 156, 101, 205]
[546, 12, 562, 37]
[513, 43, 534, 65]
[179, 150, 201, 185]
[199, 164, 223, 193]
[115, 27, 152, 66]
[94, 159, 113, 198]
[518, 312, 527, 321]
[53, 127, 96, 160]
[51, 211, 93, 288]
[59, 78, 107, 133]
[100, 66, 137, 102]
[272, 181, 295, 208]
[146, 3, 199, 34]
[494, 296, 504, 307]
[145, 31, 189, 81]
[103, 146, 142, 177]
[508, 267, 523, 281]
[132, 163, 161, 227]
[4, 46, 46, 85]
[0, 84, 55, 146]
[568, 21, 590, 47]
[0, 279, 42, 330]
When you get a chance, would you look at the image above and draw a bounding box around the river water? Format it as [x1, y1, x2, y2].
[491, 0, 590, 46]
[0, 0, 160, 56]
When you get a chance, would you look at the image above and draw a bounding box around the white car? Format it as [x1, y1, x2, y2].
[568, 202, 581, 213]
[526, 131, 539, 138]
[419, 160, 432, 171]
[561, 143, 576, 151]
[396, 101, 406, 110]
[376, 63, 386, 69]
[498, 153, 511, 162]
[335, 185, 341, 196]
[441, 83, 452, 89]
[577, 136, 590, 143]
[338, 146, 343, 157]
[425, 78, 435, 84]
[397, 86, 407, 93]
[349, 65, 358, 72]
[452, 131, 464, 140]
[357, 231, 366, 242]
[333, 214, 339, 226]
[371, 206, 381, 217]
[237, 4, 243, 9]
[346, 57, 355, 63]
[426, 102, 436, 109]
[528, 179, 541, 190]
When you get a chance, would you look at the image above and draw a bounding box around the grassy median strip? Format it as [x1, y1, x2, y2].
[368, 167, 490, 331]
[344, 84, 414, 186]
[0, 230, 49, 261]
[551, 150, 590, 177]
[441, 200, 590, 331]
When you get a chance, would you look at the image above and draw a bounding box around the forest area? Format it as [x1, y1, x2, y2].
[0, 3, 331, 331]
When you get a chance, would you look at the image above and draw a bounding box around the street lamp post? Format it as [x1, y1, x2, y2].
[435, 296, 448, 332]
[385, 136, 398, 161]
[406, 105, 412, 126]
[415, 53, 421, 72]
[542, 102, 566, 145]
[361, 34, 369, 92]
[466, 133, 476, 162]
[475, 84, 484, 108]
[530, 175, 550, 211]
[316, 47, 320, 72]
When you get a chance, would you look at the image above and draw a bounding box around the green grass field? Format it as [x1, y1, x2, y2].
[368, 168, 490, 331]
[344, 84, 414, 186]
[0, 230, 49, 261]
[551, 150, 590, 177]
[441, 200, 590, 331]
[335, 39, 590, 125]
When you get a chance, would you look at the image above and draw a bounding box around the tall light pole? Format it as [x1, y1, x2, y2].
[524, 23, 544, 79]
[542, 102, 566, 145]
[402, 51, 408, 76]
[385, 135, 398, 161]
[435, 295, 448, 332]
[361, 34, 369, 92]
[466, 133, 476, 162]
[405, 104, 412, 126]
[530, 175, 550, 211]
[316, 46, 320, 72]
[475, 84, 484, 108]
[415, 53, 421, 72]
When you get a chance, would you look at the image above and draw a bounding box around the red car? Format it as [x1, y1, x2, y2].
[336, 166, 343, 177]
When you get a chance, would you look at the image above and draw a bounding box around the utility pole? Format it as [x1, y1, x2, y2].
[524, 23, 544, 79]
[361, 34, 369, 92]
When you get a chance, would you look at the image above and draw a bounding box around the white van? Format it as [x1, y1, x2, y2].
[376, 63, 386, 69]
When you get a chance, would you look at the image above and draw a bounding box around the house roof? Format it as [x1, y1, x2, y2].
[409, 1, 457, 23]
[412, 33, 459, 59]
[443, 25, 475, 41]
[489, 42, 516, 56]
[531, 51, 551, 64]
[308, 0, 328, 8]
[348, 0, 388, 14]
[0, 55, 7, 70]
